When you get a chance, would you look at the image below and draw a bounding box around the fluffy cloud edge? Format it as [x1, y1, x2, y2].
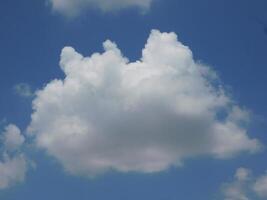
[28, 29, 262, 177]
[0, 124, 29, 189]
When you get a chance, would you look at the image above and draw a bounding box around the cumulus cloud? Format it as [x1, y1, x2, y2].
[28, 30, 261, 177]
[0, 124, 28, 189]
[48, 0, 154, 16]
[222, 168, 267, 200]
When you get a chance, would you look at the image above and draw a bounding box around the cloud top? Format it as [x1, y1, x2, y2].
[28, 30, 261, 177]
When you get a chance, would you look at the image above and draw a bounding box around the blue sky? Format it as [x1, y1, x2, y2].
[0, 0, 267, 199]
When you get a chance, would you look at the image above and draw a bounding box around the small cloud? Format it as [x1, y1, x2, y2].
[0, 154, 28, 189]
[0, 124, 29, 190]
[253, 171, 267, 198]
[2, 124, 25, 152]
[14, 83, 34, 98]
[222, 168, 252, 200]
[221, 168, 267, 200]
[235, 167, 252, 181]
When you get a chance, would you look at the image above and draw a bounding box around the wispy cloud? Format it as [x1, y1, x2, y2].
[14, 83, 34, 98]
[47, 0, 154, 17]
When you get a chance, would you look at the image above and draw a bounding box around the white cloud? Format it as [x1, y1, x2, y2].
[253, 172, 267, 198]
[0, 154, 27, 189]
[223, 168, 250, 200]
[235, 168, 251, 182]
[2, 124, 25, 152]
[222, 168, 251, 200]
[14, 83, 34, 98]
[222, 168, 267, 200]
[0, 124, 28, 189]
[48, 0, 154, 16]
[28, 30, 261, 177]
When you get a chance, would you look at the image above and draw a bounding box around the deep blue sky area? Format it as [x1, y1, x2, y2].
[0, 0, 267, 199]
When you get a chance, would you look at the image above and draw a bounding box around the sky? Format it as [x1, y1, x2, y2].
[0, 0, 267, 199]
